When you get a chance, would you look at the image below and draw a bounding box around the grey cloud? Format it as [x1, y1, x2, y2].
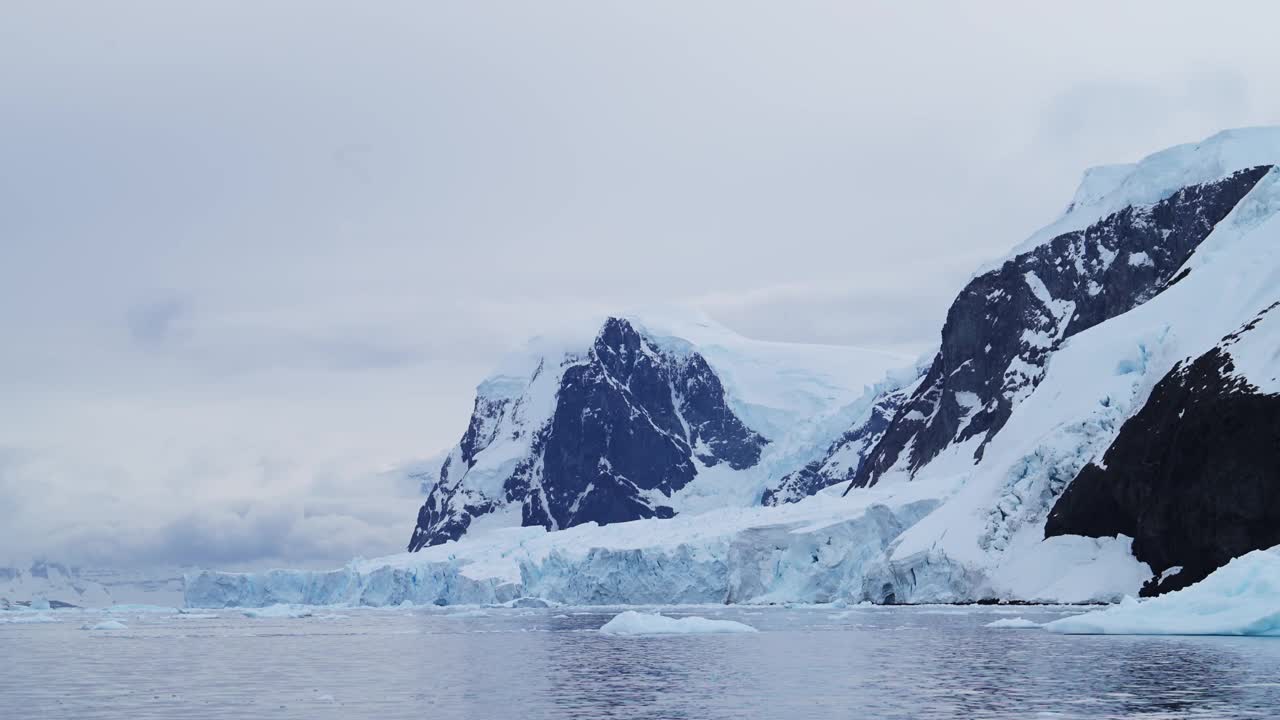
[127, 296, 190, 347]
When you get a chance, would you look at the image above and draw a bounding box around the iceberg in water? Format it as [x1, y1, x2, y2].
[985, 617, 1040, 629]
[241, 604, 314, 619]
[82, 620, 128, 631]
[1046, 548, 1280, 636]
[599, 611, 757, 635]
[0, 614, 59, 624]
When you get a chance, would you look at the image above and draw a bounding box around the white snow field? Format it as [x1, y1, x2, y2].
[599, 610, 758, 635]
[1045, 548, 1280, 636]
[186, 128, 1280, 609]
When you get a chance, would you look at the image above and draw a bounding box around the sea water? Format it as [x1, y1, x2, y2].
[3, 605, 1279, 719]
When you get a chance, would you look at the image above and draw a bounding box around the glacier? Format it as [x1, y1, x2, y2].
[184, 484, 1143, 608]
[189, 488, 945, 608]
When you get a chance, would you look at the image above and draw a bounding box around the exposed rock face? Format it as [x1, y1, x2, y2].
[1045, 302, 1280, 595]
[408, 318, 767, 551]
[847, 166, 1273, 489]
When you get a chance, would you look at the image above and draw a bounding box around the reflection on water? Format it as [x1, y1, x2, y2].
[2, 606, 1279, 719]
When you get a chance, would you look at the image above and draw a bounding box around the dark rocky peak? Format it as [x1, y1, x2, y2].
[847, 165, 1273, 491]
[409, 316, 768, 551]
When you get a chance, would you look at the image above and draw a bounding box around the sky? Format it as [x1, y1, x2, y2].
[3, 1, 1279, 571]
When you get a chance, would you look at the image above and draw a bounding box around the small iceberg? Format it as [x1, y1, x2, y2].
[985, 617, 1040, 629]
[83, 620, 128, 631]
[242, 604, 314, 619]
[506, 597, 554, 609]
[1046, 548, 1280, 636]
[444, 609, 491, 618]
[599, 611, 758, 636]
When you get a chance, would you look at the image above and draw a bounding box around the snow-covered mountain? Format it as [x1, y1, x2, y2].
[191, 127, 1280, 608]
[858, 127, 1280, 601]
[0, 562, 113, 608]
[408, 313, 908, 550]
[0, 562, 187, 609]
[845, 163, 1271, 489]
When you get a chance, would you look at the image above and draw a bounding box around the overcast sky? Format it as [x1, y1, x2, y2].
[3, 1, 1279, 571]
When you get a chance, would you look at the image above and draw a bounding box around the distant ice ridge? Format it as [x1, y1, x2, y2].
[0, 563, 186, 609]
[1045, 547, 1280, 636]
[0, 562, 113, 608]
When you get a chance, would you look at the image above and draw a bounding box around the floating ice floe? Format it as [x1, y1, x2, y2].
[241, 604, 314, 619]
[106, 604, 178, 614]
[0, 614, 59, 624]
[83, 620, 127, 631]
[506, 597, 554, 609]
[1045, 548, 1280, 636]
[444, 609, 491, 618]
[599, 611, 758, 635]
[985, 617, 1041, 629]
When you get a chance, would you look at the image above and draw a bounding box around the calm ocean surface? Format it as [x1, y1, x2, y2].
[4, 604, 1279, 719]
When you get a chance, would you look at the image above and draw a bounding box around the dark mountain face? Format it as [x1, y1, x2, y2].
[408, 318, 767, 551]
[1045, 302, 1280, 596]
[846, 165, 1273, 491]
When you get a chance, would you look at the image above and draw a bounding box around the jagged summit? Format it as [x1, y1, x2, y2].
[408, 311, 905, 550]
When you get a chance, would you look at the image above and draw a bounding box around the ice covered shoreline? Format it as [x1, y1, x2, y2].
[184, 485, 1141, 609]
[186, 492, 941, 608]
